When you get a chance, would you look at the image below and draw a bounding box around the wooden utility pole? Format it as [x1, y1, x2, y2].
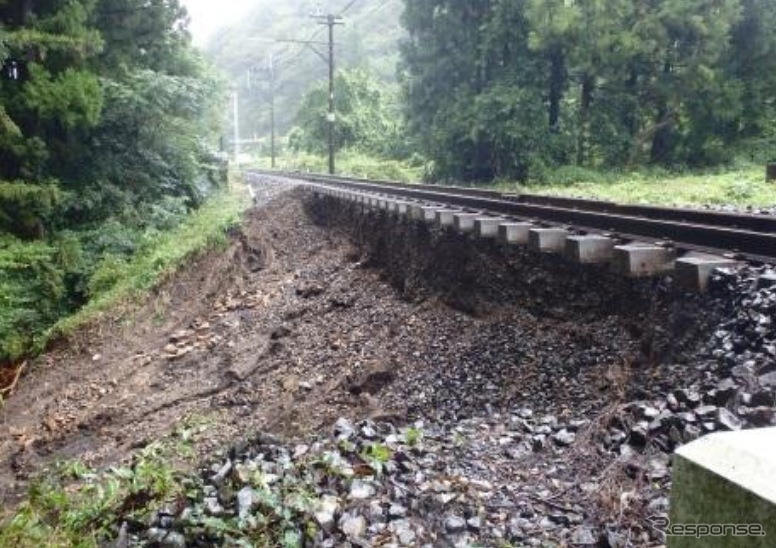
[314, 13, 343, 175]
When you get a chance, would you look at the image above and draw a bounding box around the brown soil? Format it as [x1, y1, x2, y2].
[0, 187, 712, 514]
[0, 190, 373, 504]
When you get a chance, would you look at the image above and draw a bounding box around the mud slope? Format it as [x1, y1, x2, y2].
[0, 187, 716, 509]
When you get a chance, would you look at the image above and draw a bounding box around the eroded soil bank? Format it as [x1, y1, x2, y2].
[1, 181, 773, 546]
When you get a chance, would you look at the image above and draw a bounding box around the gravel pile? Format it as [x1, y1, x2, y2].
[125, 414, 649, 547]
[103, 186, 775, 546]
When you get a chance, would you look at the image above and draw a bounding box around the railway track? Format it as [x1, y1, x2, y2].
[247, 170, 776, 290]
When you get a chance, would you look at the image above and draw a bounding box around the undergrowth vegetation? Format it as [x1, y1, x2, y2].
[249, 149, 426, 183]
[0, 417, 211, 547]
[0, 175, 249, 365]
[517, 164, 776, 207]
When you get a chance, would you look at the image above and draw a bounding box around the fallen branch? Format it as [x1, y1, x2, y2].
[1, 360, 27, 396]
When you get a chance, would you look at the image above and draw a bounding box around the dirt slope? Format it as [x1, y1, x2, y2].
[0, 186, 713, 515]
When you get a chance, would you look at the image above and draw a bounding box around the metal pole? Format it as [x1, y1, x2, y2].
[269, 54, 276, 169]
[327, 15, 335, 175]
[233, 89, 240, 161]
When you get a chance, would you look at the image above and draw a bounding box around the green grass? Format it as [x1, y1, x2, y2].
[250, 149, 776, 208]
[511, 165, 776, 208]
[0, 421, 206, 547]
[48, 174, 250, 344]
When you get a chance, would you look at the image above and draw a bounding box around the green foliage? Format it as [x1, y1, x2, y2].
[51, 181, 249, 341]
[251, 149, 424, 182]
[0, 180, 62, 238]
[0, 0, 229, 365]
[23, 65, 103, 128]
[401, 0, 776, 181]
[207, 0, 404, 143]
[0, 437, 196, 547]
[293, 69, 404, 158]
[516, 165, 776, 207]
[0, 238, 64, 361]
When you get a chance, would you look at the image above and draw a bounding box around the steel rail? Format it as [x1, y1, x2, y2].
[250, 170, 776, 261]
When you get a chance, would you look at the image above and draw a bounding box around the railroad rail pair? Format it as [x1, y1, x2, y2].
[247, 170, 776, 290]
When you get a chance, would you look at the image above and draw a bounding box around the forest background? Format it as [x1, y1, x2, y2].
[3, 0, 776, 366]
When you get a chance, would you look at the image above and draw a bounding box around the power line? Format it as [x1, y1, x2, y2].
[338, 0, 361, 17]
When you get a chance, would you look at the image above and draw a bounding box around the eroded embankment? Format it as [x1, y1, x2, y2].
[2, 185, 772, 547]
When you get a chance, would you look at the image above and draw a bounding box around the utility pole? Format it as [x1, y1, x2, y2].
[268, 53, 276, 169]
[232, 88, 240, 162]
[314, 13, 343, 175]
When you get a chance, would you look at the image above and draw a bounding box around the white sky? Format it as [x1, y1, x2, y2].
[180, 0, 260, 46]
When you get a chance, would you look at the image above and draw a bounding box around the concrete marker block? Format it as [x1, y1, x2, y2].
[394, 201, 411, 216]
[453, 213, 481, 233]
[474, 218, 504, 239]
[529, 228, 568, 254]
[565, 235, 615, 264]
[675, 256, 740, 292]
[498, 222, 533, 245]
[410, 204, 438, 223]
[435, 209, 460, 228]
[669, 427, 776, 547]
[613, 244, 676, 277]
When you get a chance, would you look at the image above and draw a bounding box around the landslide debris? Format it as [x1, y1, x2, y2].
[1, 177, 774, 548]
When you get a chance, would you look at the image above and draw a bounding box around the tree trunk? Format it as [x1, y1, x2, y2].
[650, 61, 674, 164]
[20, 0, 33, 24]
[548, 45, 565, 133]
[576, 73, 594, 166]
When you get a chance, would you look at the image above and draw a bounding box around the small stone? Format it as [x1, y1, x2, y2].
[517, 408, 534, 419]
[571, 527, 597, 545]
[389, 504, 408, 519]
[638, 405, 660, 420]
[445, 515, 467, 533]
[716, 408, 743, 431]
[552, 429, 576, 446]
[361, 424, 378, 438]
[759, 371, 776, 388]
[751, 389, 775, 407]
[647, 497, 669, 515]
[204, 497, 224, 516]
[683, 424, 702, 442]
[436, 493, 457, 505]
[744, 406, 775, 427]
[666, 393, 680, 411]
[314, 495, 340, 532]
[549, 513, 571, 526]
[390, 519, 417, 545]
[293, 444, 309, 458]
[467, 516, 482, 530]
[628, 424, 648, 448]
[236, 487, 257, 519]
[339, 514, 367, 538]
[299, 381, 313, 391]
[147, 529, 186, 548]
[211, 460, 232, 486]
[756, 272, 776, 289]
[349, 479, 376, 500]
[715, 378, 739, 404]
[334, 417, 355, 440]
[532, 435, 546, 451]
[647, 455, 670, 480]
[695, 405, 718, 419]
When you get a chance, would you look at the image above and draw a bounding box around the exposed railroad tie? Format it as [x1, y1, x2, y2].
[247, 170, 776, 292]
